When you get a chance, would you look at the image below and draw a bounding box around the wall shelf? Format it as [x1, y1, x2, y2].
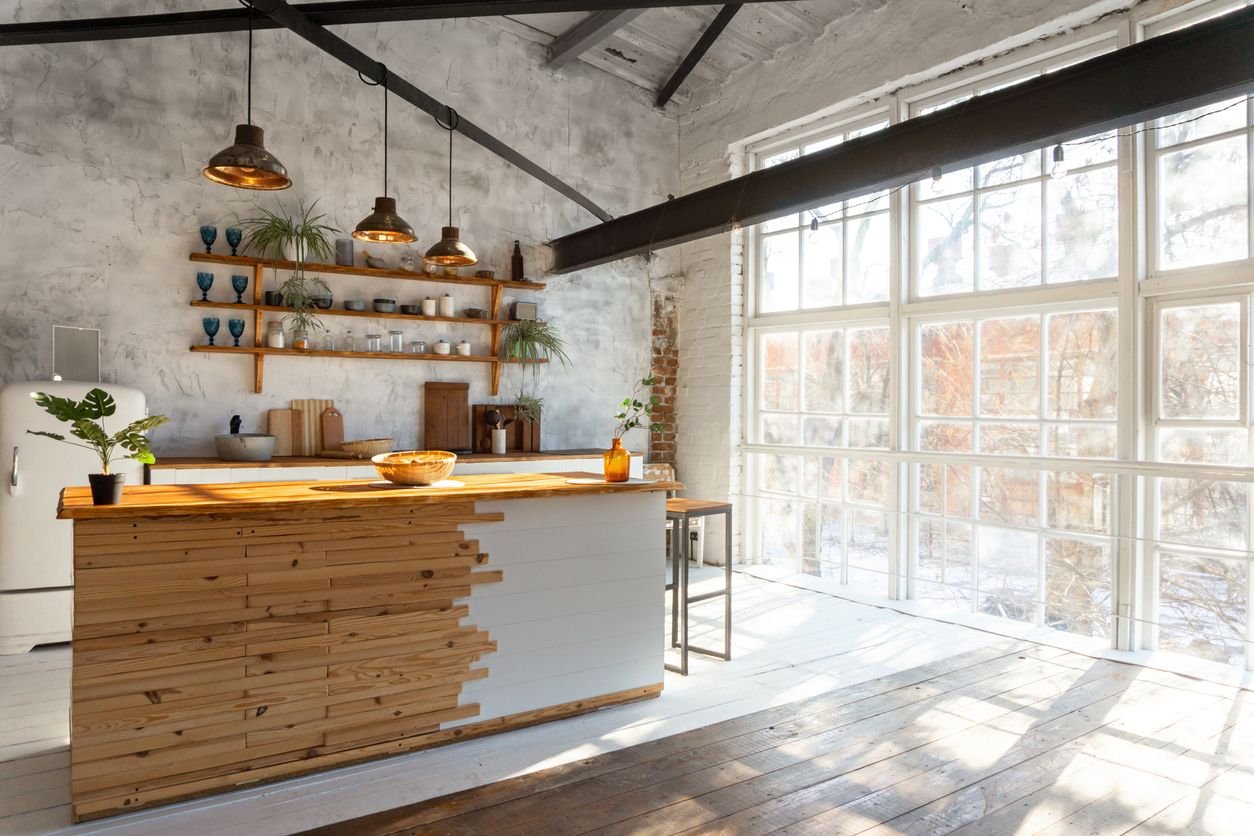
[187, 252, 545, 395]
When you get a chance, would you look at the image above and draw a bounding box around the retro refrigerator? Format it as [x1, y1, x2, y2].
[0, 380, 147, 654]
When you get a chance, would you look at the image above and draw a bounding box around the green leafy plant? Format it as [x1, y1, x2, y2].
[613, 376, 664, 439]
[500, 320, 571, 375]
[238, 199, 338, 267]
[27, 388, 169, 474]
[514, 392, 542, 424]
[279, 274, 332, 334]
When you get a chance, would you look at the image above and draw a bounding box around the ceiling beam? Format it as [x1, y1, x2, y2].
[547, 9, 643, 69]
[550, 5, 1254, 272]
[249, 0, 612, 221]
[655, 4, 741, 108]
[0, 1, 793, 47]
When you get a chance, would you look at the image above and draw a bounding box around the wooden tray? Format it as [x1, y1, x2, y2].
[472, 404, 540, 453]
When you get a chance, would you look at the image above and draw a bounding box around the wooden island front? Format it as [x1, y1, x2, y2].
[58, 472, 678, 821]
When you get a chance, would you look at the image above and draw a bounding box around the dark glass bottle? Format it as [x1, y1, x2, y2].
[511, 240, 524, 281]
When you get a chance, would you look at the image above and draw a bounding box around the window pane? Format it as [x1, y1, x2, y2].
[979, 423, 1040, 455]
[978, 527, 1039, 624]
[1045, 537, 1111, 637]
[761, 414, 800, 445]
[980, 468, 1040, 527]
[978, 151, 1042, 188]
[762, 213, 798, 234]
[1048, 424, 1117, 458]
[761, 332, 799, 411]
[845, 212, 891, 304]
[917, 521, 974, 608]
[847, 417, 889, 449]
[1159, 303, 1241, 420]
[803, 224, 842, 308]
[763, 454, 801, 493]
[1159, 135, 1249, 270]
[1158, 479, 1248, 551]
[1158, 553, 1247, 667]
[760, 498, 799, 565]
[1047, 310, 1118, 420]
[1061, 131, 1118, 168]
[1157, 96, 1247, 147]
[803, 416, 844, 447]
[1046, 472, 1111, 534]
[979, 316, 1041, 417]
[978, 183, 1042, 289]
[848, 509, 890, 595]
[1047, 166, 1118, 283]
[920, 321, 974, 416]
[847, 459, 889, 506]
[1157, 428, 1248, 465]
[919, 420, 972, 453]
[917, 464, 943, 514]
[848, 326, 890, 413]
[918, 196, 976, 296]
[761, 232, 801, 312]
[802, 329, 843, 412]
[819, 503, 844, 565]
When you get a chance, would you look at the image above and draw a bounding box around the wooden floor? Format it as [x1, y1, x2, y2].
[309, 643, 1254, 835]
[2, 571, 1251, 834]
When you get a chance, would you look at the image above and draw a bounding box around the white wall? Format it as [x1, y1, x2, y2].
[0, 1, 678, 455]
[672, 0, 1147, 559]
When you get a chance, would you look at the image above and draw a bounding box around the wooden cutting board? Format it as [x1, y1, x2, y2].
[321, 407, 345, 452]
[423, 382, 471, 452]
[291, 399, 333, 456]
[267, 409, 303, 457]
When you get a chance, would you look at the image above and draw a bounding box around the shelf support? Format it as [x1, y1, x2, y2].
[489, 284, 504, 397]
[252, 262, 265, 394]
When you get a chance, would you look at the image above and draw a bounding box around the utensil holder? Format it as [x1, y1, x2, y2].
[491, 428, 507, 455]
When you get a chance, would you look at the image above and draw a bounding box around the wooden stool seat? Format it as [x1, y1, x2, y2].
[666, 498, 732, 517]
[665, 497, 732, 676]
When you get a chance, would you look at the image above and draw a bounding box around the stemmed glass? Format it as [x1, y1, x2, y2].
[195, 272, 214, 301]
[227, 319, 245, 347]
[199, 225, 217, 254]
[231, 274, 248, 303]
[202, 317, 221, 346]
[225, 227, 243, 256]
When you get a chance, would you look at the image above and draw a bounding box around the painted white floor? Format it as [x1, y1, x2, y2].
[0, 569, 1004, 835]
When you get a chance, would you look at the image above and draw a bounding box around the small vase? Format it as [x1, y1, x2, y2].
[603, 438, 630, 483]
[88, 473, 126, 505]
[491, 428, 507, 455]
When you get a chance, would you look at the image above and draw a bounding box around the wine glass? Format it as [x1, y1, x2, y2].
[199, 225, 217, 254]
[202, 317, 221, 346]
[227, 318, 245, 347]
[195, 271, 214, 301]
[225, 227, 243, 256]
[231, 274, 248, 303]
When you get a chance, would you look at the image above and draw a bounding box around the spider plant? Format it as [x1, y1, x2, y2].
[238, 199, 338, 270]
[499, 320, 571, 377]
[514, 392, 543, 423]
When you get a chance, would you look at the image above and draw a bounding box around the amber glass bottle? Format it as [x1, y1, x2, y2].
[603, 437, 630, 482]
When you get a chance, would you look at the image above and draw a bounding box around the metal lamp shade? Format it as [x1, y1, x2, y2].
[353, 196, 417, 244]
[423, 226, 478, 267]
[203, 124, 292, 190]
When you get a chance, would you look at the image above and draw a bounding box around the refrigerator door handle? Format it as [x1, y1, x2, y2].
[9, 446, 16, 495]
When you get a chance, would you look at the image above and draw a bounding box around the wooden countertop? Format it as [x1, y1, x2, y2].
[58, 472, 681, 520]
[149, 449, 643, 470]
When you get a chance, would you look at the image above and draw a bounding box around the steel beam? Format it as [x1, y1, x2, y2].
[248, 0, 612, 221]
[655, 4, 741, 108]
[547, 9, 644, 69]
[0, 1, 793, 47]
[551, 5, 1254, 272]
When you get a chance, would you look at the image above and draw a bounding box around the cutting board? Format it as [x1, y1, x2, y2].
[472, 404, 541, 453]
[321, 407, 345, 452]
[423, 382, 471, 452]
[291, 399, 334, 456]
[267, 409, 303, 457]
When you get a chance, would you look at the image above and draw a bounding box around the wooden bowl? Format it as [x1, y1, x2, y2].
[341, 437, 394, 459]
[371, 450, 457, 486]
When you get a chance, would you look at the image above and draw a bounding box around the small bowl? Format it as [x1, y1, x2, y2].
[464, 308, 487, 319]
[344, 299, 366, 312]
[373, 298, 397, 313]
[475, 270, 495, 279]
[372, 450, 457, 486]
[311, 294, 333, 310]
[215, 434, 277, 462]
[400, 304, 421, 315]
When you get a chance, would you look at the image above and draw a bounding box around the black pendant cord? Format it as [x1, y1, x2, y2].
[239, 0, 253, 125]
[357, 66, 390, 197]
[435, 108, 460, 226]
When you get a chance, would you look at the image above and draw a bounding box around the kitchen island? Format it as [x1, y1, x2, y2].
[57, 471, 678, 821]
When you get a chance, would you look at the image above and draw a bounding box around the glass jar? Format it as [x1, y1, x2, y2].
[388, 330, 404, 353]
[320, 333, 336, 351]
[603, 437, 631, 483]
[365, 333, 382, 352]
[344, 330, 355, 352]
[407, 340, 425, 354]
[292, 329, 310, 351]
[265, 321, 285, 349]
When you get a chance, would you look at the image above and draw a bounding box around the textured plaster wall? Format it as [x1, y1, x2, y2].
[0, 1, 678, 455]
[672, 0, 1146, 560]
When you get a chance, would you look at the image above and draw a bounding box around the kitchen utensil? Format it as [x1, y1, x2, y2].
[472, 403, 540, 453]
[421, 297, 436, 316]
[456, 340, 471, 356]
[344, 300, 366, 311]
[267, 408, 302, 456]
[490, 428, 507, 455]
[438, 294, 455, 318]
[364, 252, 387, 269]
[485, 409, 500, 429]
[321, 407, 344, 452]
[291, 399, 333, 456]
[229, 414, 242, 435]
[215, 433, 277, 462]
[342, 437, 394, 458]
[371, 450, 457, 486]
[433, 340, 450, 355]
[424, 382, 471, 452]
[318, 449, 358, 458]
[475, 270, 495, 279]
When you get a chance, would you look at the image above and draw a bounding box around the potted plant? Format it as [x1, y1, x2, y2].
[499, 320, 571, 371]
[26, 388, 170, 505]
[278, 273, 332, 349]
[605, 376, 663, 483]
[239, 199, 338, 306]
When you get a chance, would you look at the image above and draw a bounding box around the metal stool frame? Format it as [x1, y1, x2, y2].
[665, 501, 732, 676]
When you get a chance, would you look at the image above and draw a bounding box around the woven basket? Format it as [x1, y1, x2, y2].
[341, 437, 394, 459]
[371, 450, 457, 486]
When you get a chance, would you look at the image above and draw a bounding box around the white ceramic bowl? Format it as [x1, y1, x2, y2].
[215, 434, 277, 462]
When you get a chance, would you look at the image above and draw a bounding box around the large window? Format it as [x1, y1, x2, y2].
[744, 3, 1254, 674]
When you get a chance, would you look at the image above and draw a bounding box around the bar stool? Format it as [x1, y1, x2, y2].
[665, 498, 732, 676]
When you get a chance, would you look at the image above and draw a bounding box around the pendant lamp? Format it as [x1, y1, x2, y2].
[424, 109, 478, 267]
[353, 68, 416, 244]
[203, 1, 291, 191]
